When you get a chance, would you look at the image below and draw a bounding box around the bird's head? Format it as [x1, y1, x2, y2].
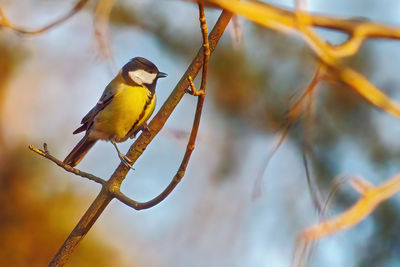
[122, 57, 167, 88]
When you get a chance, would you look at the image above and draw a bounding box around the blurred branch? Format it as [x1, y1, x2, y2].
[322, 175, 350, 215]
[201, 0, 400, 119]
[28, 143, 106, 186]
[252, 65, 322, 199]
[45, 10, 232, 267]
[0, 0, 88, 35]
[204, 0, 400, 41]
[94, 0, 117, 64]
[302, 151, 324, 215]
[293, 173, 400, 267]
[287, 65, 322, 123]
[230, 15, 243, 49]
[296, 61, 325, 216]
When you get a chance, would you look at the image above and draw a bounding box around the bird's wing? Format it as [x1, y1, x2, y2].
[72, 85, 115, 134]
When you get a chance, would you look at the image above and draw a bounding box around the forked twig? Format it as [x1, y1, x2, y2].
[28, 144, 106, 185]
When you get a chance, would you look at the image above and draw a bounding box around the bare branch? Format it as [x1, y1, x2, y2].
[112, 190, 141, 209]
[0, 0, 88, 35]
[301, 151, 324, 215]
[48, 10, 232, 267]
[28, 144, 106, 186]
[113, 183, 188, 210]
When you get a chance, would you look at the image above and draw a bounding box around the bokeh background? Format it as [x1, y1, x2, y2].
[1, 0, 400, 266]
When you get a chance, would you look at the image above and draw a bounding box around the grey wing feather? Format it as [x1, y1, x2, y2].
[73, 85, 115, 134]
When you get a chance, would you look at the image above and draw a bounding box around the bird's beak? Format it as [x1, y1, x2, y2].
[157, 72, 168, 78]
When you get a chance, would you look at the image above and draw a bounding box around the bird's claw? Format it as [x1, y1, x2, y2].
[118, 152, 135, 170]
[141, 123, 150, 133]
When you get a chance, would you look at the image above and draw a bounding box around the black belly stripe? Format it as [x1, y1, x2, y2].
[125, 91, 154, 138]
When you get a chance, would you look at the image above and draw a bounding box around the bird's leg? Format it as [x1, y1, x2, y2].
[111, 140, 134, 170]
[128, 131, 137, 139]
[128, 123, 150, 139]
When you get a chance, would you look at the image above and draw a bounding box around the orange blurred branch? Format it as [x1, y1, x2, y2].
[202, 0, 400, 119]
[293, 173, 400, 266]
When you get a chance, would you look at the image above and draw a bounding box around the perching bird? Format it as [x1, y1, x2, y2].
[64, 57, 167, 167]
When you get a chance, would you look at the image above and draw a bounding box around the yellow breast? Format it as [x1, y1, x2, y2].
[92, 83, 156, 142]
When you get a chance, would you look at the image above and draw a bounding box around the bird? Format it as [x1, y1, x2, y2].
[63, 57, 167, 167]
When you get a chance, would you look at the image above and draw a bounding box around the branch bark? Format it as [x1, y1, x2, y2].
[29, 144, 106, 185]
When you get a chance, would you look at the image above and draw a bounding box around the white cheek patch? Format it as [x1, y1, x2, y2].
[129, 69, 157, 85]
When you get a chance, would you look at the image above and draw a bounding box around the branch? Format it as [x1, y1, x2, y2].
[28, 144, 105, 186]
[48, 10, 233, 267]
[287, 65, 322, 123]
[93, 0, 117, 63]
[203, 0, 400, 119]
[292, 173, 400, 267]
[0, 0, 88, 35]
[252, 65, 322, 199]
[205, 0, 400, 40]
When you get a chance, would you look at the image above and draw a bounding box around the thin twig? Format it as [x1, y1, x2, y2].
[287, 65, 321, 123]
[198, 3, 210, 93]
[295, 63, 324, 215]
[251, 125, 290, 200]
[301, 150, 323, 215]
[322, 174, 350, 215]
[252, 65, 321, 199]
[28, 144, 106, 186]
[0, 0, 88, 35]
[113, 3, 211, 211]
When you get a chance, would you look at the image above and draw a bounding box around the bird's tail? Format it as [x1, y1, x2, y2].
[63, 136, 97, 167]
